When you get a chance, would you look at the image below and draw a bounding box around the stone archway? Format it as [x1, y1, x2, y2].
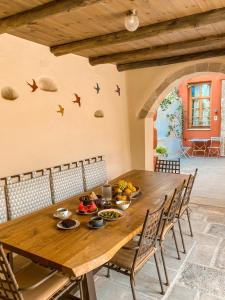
[139, 62, 225, 119]
[139, 62, 225, 169]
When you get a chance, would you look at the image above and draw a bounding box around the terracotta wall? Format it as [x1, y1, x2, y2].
[178, 74, 225, 146]
[0, 34, 131, 178]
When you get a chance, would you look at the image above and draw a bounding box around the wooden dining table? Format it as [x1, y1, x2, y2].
[0, 170, 188, 300]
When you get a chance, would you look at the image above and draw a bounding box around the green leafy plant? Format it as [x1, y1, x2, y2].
[156, 146, 168, 155]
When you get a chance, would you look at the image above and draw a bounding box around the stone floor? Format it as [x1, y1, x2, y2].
[93, 204, 225, 300]
[181, 157, 225, 208]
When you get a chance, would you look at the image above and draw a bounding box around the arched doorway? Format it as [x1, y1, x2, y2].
[138, 62, 225, 170]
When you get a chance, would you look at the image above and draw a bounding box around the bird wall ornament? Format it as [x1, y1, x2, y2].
[27, 79, 38, 92]
[57, 105, 64, 116]
[94, 83, 100, 94]
[73, 93, 81, 107]
[115, 84, 120, 96]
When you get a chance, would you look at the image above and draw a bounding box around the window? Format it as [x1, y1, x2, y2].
[188, 82, 211, 128]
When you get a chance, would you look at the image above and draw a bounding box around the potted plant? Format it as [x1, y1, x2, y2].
[156, 146, 168, 158]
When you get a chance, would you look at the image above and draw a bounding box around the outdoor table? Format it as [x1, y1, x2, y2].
[0, 170, 188, 300]
[189, 138, 210, 156]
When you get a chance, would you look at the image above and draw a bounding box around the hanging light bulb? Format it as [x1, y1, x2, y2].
[125, 9, 139, 32]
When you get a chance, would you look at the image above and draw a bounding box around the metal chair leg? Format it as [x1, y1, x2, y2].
[79, 280, 84, 300]
[106, 265, 110, 278]
[177, 219, 186, 254]
[186, 209, 193, 237]
[172, 227, 181, 260]
[154, 253, 165, 295]
[160, 247, 169, 286]
[130, 275, 136, 300]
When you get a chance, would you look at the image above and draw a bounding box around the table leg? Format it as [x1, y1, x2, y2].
[81, 271, 97, 300]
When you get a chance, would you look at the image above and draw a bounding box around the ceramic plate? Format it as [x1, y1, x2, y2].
[98, 209, 124, 221]
[53, 211, 72, 220]
[57, 220, 80, 230]
[87, 220, 106, 229]
[76, 209, 98, 215]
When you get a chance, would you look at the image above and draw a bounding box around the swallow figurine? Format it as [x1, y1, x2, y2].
[73, 93, 81, 107]
[94, 83, 100, 94]
[27, 79, 38, 92]
[115, 84, 120, 96]
[57, 105, 64, 116]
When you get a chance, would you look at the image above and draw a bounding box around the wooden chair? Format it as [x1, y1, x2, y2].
[208, 137, 221, 158]
[176, 169, 198, 254]
[159, 181, 186, 286]
[106, 205, 165, 299]
[0, 245, 83, 300]
[155, 158, 180, 174]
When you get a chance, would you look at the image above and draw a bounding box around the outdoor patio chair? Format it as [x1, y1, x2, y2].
[106, 205, 165, 299]
[178, 140, 191, 158]
[158, 181, 186, 286]
[51, 165, 84, 203]
[208, 137, 222, 158]
[155, 157, 180, 174]
[176, 169, 198, 254]
[0, 244, 83, 300]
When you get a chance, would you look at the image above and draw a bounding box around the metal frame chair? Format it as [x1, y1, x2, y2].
[158, 181, 186, 286]
[0, 245, 83, 300]
[176, 169, 198, 254]
[208, 137, 221, 158]
[106, 205, 165, 299]
[155, 158, 180, 174]
[178, 139, 191, 158]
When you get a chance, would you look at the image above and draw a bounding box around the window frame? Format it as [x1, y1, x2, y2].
[188, 81, 211, 129]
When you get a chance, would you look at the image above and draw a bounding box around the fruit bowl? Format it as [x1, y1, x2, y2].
[113, 180, 140, 200]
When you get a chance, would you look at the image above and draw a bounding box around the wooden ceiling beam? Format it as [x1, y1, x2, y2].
[89, 33, 225, 65]
[117, 48, 225, 71]
[51, 6, 225, 56]
[0, 0, 102, 33]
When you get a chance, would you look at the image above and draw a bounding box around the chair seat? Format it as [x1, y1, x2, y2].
[16, 263, 70, 300]
[159, 222, 174, 241]
[110, 240, 156, 273]
[176, 204, 188, 218]
[208, 146, 220, 149]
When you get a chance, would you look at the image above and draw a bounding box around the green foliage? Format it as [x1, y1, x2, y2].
[160, 88, 184, 138]
[156, 146, 168, 155]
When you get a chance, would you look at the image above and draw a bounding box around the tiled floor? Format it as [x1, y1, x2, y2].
[94, 204, 225, 300]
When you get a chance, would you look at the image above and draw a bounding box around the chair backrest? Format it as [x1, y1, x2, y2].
[133, 205, 164, 270]
[210, 137, 221, 147]
[160, 180, 185, 238]
[180, 168, 198, 210]
[0, 185, 7, 224]
[155, 158, 180, 174]
[6, 173, 52, 220]
[0, 244, 23, 300]
[51, 165, 84, 203]
[83, 158, 107, 190]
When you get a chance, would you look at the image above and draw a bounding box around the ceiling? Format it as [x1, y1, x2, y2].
[2, 0, 225, 70]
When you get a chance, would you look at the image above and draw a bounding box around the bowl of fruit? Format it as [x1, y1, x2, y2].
[113, 180, 140, 200]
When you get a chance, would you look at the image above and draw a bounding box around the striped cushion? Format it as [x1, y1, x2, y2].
[83, 160, 107, 190]
[0, 186, 7, 223]
[51, 167, 84, 203]
[7, 175, 52, 219]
